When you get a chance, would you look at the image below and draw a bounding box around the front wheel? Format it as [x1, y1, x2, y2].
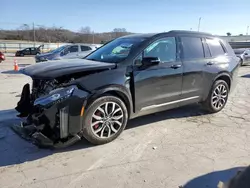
[202, 80, 229, 113]
[82, 95, 128, 145]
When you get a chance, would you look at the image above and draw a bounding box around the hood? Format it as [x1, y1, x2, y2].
[20, 59, 116, 79]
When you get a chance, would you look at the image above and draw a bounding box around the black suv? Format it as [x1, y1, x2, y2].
[14, 31, 239, 148]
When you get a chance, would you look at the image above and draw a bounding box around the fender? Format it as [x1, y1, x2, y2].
[213, 71, 232, 84]
[87, 84, 133, 118]
[202, 71, 232, 101]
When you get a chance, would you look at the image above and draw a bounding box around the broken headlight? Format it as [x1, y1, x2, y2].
[34, 85, 77, 107]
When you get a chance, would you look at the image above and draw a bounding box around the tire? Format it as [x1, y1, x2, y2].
[202, 80, 229, 113]
[82, 95, 128, 145]
[20, 53, 24, 57]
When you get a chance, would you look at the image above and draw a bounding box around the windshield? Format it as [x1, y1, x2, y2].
[50, 45, 67, 53]
[234, 49, 245, 54]
[86, 37, 145, 63]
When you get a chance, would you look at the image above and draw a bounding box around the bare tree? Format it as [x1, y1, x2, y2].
[79, 26, 91, 34]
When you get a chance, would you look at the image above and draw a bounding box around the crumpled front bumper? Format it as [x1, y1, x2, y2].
[14, 84, 90, 148]
[11, 123, 82, 149]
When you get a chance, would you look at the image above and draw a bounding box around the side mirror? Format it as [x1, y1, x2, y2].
[141, 57, 160, 66]
[244, 52, 248, 56]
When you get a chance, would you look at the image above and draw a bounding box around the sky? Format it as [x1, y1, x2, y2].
[1, 0, 250, 36]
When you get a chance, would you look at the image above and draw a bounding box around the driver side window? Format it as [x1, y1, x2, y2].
[144, 37, 176, 63]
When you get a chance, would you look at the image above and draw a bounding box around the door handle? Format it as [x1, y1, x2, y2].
[170, 64, 182, 69]
[207, 61, 215, 66]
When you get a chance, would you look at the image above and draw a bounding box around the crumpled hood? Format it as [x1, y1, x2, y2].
[20, 59, 116, 79]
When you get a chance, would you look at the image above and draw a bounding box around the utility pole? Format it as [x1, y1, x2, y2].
[247, 25, 249, 35]
[92, 31, 94, 44]
[198, 17, 201, 32]
[33, 22, 35, 44]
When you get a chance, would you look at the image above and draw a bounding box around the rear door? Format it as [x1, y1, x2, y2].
[23, 48, 31, 55]
[79, 45, 93, 58]
[179, 36, 206, 100]
[30, 47, 37, 55]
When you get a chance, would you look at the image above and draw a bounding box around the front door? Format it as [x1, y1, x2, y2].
[133, 37, 183, 111]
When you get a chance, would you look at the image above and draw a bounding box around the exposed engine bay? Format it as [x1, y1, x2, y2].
[11, 59, 117, 148]
[13, 76, 90, 149]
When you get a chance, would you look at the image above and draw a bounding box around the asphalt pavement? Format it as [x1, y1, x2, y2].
[1, 56, 250, 188]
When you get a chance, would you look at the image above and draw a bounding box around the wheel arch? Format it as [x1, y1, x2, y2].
[213, 72, 232, 90]
[86, 85, 133, 118]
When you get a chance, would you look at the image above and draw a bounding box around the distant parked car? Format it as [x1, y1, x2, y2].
[0, 51, 5, 63]
[234, 48, 250, 66]
[35, 44, 100, 63]
[15, 45, 44, 57]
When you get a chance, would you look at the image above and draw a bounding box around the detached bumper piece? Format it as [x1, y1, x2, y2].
[11, 122, 81, 149]
[14, 84, 89, 149]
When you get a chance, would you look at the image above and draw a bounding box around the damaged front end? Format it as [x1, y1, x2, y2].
[13, 83, 90, 148]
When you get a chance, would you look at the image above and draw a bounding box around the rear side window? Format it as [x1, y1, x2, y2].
[206, 38, 225, 57]
[181, 37, 204, 59]
[81, 45, 92, 51]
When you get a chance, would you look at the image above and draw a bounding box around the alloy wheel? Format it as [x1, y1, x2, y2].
[91, 102, 124, 138]
[211, 84, 228, 110]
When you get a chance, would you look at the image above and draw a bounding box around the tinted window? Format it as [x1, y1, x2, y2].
[68, 45, 78, 53]
[144, 37, 176, 62]
[181, 37, 204, 59]
[81, 46, 92, 51]
[206, 38, 225, 57]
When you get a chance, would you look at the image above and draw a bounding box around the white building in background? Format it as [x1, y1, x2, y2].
[220, 35, 250, 42]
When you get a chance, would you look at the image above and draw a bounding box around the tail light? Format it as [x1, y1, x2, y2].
[0, 55, 4, 59]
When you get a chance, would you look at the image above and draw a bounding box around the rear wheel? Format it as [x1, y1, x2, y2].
[20, 53, 24, 57]
[82, 95, 128, 145]
[202, 80, 229, 113]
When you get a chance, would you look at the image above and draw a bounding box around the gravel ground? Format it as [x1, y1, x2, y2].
[0, 56, 250, 188]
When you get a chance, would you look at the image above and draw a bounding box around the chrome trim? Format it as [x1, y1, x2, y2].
[60, 107, 69, 139]
[141, 96, 200, 111]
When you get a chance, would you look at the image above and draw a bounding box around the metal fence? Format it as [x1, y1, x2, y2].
[0, 41, 70, 53]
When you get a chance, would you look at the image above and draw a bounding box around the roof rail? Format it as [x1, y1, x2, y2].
[168, 30, 212, 36]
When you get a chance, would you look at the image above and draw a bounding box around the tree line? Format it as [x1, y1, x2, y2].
[0, 25, 131, 44]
